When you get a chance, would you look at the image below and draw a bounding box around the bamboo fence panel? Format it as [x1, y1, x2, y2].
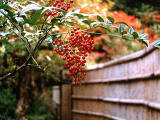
[72, 46, 160, 120]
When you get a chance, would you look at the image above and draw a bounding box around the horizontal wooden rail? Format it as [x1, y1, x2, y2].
[72, 109, 125, 120]
[86, 46, 156, 71]
[72, 95, 160, 111]
[72, 43, 160, 120]
[72, 72, 160, 85]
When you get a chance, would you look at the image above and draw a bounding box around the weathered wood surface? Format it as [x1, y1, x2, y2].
[72, 46, 160, 120]
[61, 85, 72, 120]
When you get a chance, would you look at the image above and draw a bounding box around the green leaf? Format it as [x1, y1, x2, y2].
[66, 21, 75, 25]
[129, 26, 134, 35]
[73, 13, 86, 19]
[154, 45, 160, 48]
[59, 46, 64, 51]
[119, 24, 124, 33]
[45, 1, 54, 7]
[0, 39, 13, 47]
[106, 19, 112, 24]
[122, 31, 127, 35]
[31, 9, 43, 24]
[82, 20, 94, 26]
[22, 16, 32, 24]
[0, 8, 17, 23]
[115, 21, 128, 26]
[137, 39, 143, 43]
[51, 16, 62, 25]
[99, 26, 111, 32]
[97, 15, 104, 22]
[21, 4, 42, 14]
[19, 22, 24, 29]
[132, 32, 139, 39]
[139, 34, 148, 39]
[36, 21, 51, 25]
[0, 4, 11, 10]
[72, 7, 75, 12]
[143, 40, 149, 47]
[64, 41, 69, 44]
[45, 36, 52, 43]
[41, 0, 46, 5]
[107, 16, 114, 23]
[153, 40, 160, 48]
[92, 24, 111, 32]
[92, 23, 98, 28]
[52, 33, 62, 40]
[53, 45, 58, 48]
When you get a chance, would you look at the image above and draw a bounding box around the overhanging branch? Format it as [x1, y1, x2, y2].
[0, 33, 48, 81]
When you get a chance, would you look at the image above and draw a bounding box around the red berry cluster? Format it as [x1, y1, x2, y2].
[52, 28, 95, 84]
[45, 0, 73, 16]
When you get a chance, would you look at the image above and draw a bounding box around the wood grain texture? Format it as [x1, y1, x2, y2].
[72, 45, 160, 120]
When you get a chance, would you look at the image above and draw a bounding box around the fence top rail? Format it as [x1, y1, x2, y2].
[86, 45, 156, 71]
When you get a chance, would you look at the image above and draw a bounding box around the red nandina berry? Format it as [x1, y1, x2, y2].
[52, 12, 57, 16]
[70, 51, 73, 54]
[52, 27, 94, 84]
[81, 76, 84, 80]
[82, 56, 85, 59]
[82, 63, 85, 66]
[64, 45, 68, 48]
[75, 79, 77, 84]
[58, 39, 61, 42]
[91, 46, 95, 51]
[57, 43, 61, 47]
[46, 0, 73, 16]
[70, 0, 73, 3]
[83, 72, 86, 76]
[69, 73, 72, 76]
[45, 12, 51, 16]
[67, 65, 70, 68]
[84, 53, 88, 56]
[81, 68, 84, 71]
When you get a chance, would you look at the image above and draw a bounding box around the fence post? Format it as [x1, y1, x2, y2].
[61, 84, 72, 120]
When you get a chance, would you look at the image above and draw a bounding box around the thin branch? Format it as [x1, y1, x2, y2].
[13, 30, 42, 68]
[51, 31, 121, 37]
[39, 16, 48, 39]
[0, 33, 48, 82]
[1, 10, 44, 69]
[1, 11, 32, 48]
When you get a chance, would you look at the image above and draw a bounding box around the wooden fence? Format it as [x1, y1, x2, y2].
[72, 46, 160, 120]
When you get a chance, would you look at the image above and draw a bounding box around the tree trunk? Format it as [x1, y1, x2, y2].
[16, 66, 34, 120]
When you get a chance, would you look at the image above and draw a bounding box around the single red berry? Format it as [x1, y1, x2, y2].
[83, 72, 86, 76]
[75, 79, 78, 84]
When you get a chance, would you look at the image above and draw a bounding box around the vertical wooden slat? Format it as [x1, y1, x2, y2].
[61, 85, 72, 120]
[72, 48, 160, 120]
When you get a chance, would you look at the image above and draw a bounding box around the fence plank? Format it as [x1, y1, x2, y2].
[72, 47, 160, 120]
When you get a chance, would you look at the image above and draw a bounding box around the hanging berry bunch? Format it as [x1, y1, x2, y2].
[53, 28, 95, 84]
[45, 0, 73, 16]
